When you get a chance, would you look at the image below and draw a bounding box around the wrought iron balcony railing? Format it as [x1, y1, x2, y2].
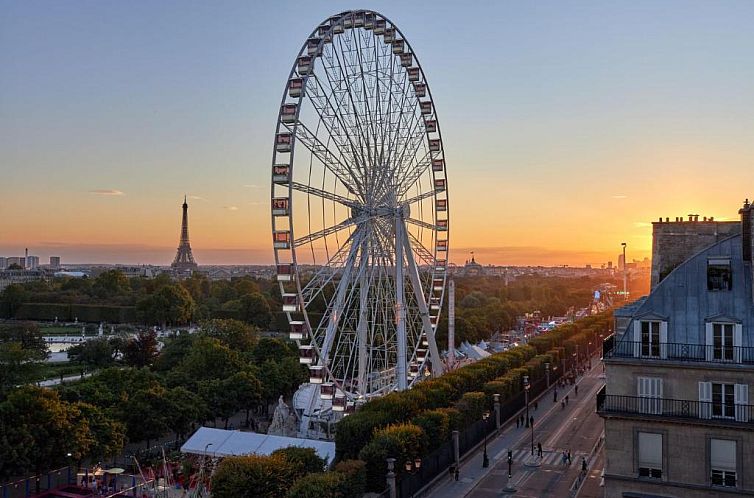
[596, 386, 754, 424]
[603, 338, 754, 365]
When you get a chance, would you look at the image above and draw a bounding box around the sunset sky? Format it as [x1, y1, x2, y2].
[2, 1, 753, 266]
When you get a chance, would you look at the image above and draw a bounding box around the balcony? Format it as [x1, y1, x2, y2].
[596, 386, 754, 425]
[603, 336, 754, 366]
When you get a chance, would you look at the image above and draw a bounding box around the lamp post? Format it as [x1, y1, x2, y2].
[524, 375, 533, 455]
[386, 458, 396, 498]
[404, 458, 422, 474]
[621, 242, 628, 301]
[545, 362, 550, 388]
[482, 411, 491, 468]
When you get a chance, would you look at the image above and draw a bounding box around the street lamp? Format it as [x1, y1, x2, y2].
[404, 458, 422, 474]
[545, 362, 550, 388]
[621, 242, 628, 301]
[523, 375, 533, 455]
[482, 411, 491, 468]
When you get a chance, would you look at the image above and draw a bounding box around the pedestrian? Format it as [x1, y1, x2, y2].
[553, 389, 558, 402]
[534, 401, 538, 411]
[575, 384, 579, 397]
[568, 450, 572, 465]
[582, 457, 587, 473]
[516, 416, 520, 428]
[520, 414, 524, 427]
[529, 415, 534, 427]
[561, 450, 567, 466]
[566, 395, 569, 405]
[537, 442, 543, 458]
[561, 399, 565, 409]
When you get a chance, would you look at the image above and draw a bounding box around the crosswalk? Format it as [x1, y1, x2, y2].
[503, 448, 586, 467]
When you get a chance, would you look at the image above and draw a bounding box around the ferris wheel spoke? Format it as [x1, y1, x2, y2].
[406, 230, 436, 267]
[396, 153, 433, 197]
[293, 215, 365, 248]
[287, 121, 365, 197]
[300, 228, 360, 306]
[291, 181, 358, 208]
[405, 217, 437, 231]
[400, 189, 436, 207]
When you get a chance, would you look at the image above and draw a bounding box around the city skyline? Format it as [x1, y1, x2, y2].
[3, 1, 753, 265]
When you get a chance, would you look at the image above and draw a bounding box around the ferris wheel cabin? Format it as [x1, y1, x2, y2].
[400, 53, 413, 68]
[332, 393, 347, 412]
[288, 78, 304, 98]
[408, 67, 420, 82]
[373, 19, 386, 35]
[297, 56, 313, 75]
[425, 119, 437, 133]
[275, 133, 292, 153]
[272, 164, 290, 184]
[289, 321, 308, 340]
[298, 345, 315, 365]
[272, 197, 290, 216]
[429, 139, 442, 152]
[309, 366, 324, 384]
[282, 293, 300, 312]
[413, 81, 426, 97]
[436, 219, 448, 231]
[420, 101, 433, 115]
[276, 264, 294, 282]
[280, 104, 297, 124]
[432, 159, 445, 172]
[306, 38, 321, 56]
[434, 179, 446, 191]
[392, 39, 404, 55]
[320, 383, 335, 400]
[383, 27, 396, 43]
[273, 230, 291, 249]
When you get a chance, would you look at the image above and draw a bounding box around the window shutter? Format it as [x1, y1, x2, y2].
[734, 324, 743, 363]
[699, 381, 712, 419]
[735, 384, 749, 423]
[705, 322, 713, 361]
[710, 439, 736, 472]
[659, 321, 668, 359]
[633, 320, 641, 358]
[638, 432, 662, 469]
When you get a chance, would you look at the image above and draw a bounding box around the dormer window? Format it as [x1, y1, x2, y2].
[707, 258, 732, 291]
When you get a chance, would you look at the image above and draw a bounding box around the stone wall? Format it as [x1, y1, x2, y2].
[651, 219, 740, 289]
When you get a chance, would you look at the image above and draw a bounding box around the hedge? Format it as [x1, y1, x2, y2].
[334, 311, 612, 474]
[11, 302, 137, 323]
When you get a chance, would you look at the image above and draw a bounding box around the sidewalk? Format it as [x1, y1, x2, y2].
[423, 359, 598, 498]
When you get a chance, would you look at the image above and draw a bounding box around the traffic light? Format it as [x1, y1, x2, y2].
[507, 450, 512, 464]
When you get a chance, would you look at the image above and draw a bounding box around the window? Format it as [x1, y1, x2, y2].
[641, 321, 660, 358]
[713, 323, 734, 361]
[637, 377, 663, 415]
[710, 439, 736, 487]
[705, 322, 742, 363]
[712, 383, 735, 419]
[707, 259, 732, 291]
[638, 432, 662, 479]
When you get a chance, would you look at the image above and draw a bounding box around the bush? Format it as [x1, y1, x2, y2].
[335, 409, 392, 461]
[333, 460, 366, 497]
[211, 454, 297, 498]
[287, 472, 345, 498]
[359, 423, 427, 492]
[454, 392, 486, 424]
[272, 446, 326, 478]
[412, 409, 450, 450]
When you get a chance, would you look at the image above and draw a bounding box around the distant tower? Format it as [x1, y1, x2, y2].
[171, 196, 198, 272]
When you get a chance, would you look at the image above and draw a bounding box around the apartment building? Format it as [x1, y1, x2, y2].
[600, 199, 754, 497]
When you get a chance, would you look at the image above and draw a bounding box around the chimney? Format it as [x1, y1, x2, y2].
[740, 199, 752, 262]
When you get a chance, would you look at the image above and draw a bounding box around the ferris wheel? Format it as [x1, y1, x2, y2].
[271, 10, 449, 420]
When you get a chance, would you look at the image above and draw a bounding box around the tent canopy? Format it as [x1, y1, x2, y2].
[180, 427, 336, 465]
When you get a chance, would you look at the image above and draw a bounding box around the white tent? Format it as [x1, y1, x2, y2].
[180, 427, 336, 465]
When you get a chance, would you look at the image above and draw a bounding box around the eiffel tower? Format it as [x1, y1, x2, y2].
[171, 196, 198, 272]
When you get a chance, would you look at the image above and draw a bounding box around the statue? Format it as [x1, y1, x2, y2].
[267, 396, 297, 437]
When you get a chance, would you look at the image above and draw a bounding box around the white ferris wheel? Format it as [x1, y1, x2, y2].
[270, 9, 449, 430]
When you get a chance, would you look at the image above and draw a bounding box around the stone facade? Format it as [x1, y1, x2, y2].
[651, 218, 739, 289]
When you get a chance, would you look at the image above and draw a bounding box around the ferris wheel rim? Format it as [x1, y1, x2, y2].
[270, 9, 450, 401]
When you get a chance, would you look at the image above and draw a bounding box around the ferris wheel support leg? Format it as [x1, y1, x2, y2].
[319, 228, 363, 366]
[401, 221, 443, 378]
[356, 235, 370, 396]
[395, 215, 408, 391]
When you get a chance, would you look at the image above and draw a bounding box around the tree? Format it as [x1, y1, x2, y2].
[0, 322, 47, 397]
[123, 330, 159, 368]
[271, 446, 325, 478]
[251, 337, 297, 363]
[198, 379, 237, 428]
[200, 319, 258, 352]
[68, 337, 116, 368]
[152, 332, 196, 373]
[118, 385, 169, 448]
[237, 293, 272, 328]
[212, 454, 297, 498]
[228, 371, 262, 428]
[0, 284, 29, 315]
[286, 472, 345, 498]
[0, 386, 92, 480]
[174, 336, 244, 387]
[75, 402, 125, 461]
[136, 284, 196, 327]
[92, 270, 129, 298]
[6, 263, 23, 270]
[164, 387, 204, 438]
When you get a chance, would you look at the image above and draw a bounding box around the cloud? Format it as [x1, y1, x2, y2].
[224, 206, 239, 211]
[89, 189, 124, 196]
[611, 194, 628, 199]
[244, 184, 262, 189]
[188, 195, 206, 201]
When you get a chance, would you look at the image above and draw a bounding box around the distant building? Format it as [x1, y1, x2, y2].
[600, 200, 754, 497]
[463, 253, 484, 276]
[6, 257, 25, 269]
[0, 257, 6, 270]
[0, 269, 45, 292]
[49, 256, 61, 270]
[26, 256, 39, 270]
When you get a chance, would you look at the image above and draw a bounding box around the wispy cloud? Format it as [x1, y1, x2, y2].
[188, 195, 206, 201]
[224, 206, 239, 211]
[611, 194, 628, 199]
[89, 189, 125, 196]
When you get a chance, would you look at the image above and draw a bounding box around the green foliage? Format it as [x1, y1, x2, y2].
[332, 459, 366, 497]
[136, 284, 196, 326]
[359, 423, 428, 492]
[454, 392, 487, 424]
[286, 472, 345, 498]
[212, 454, 297, 498]
[334, 409, 393, 461]
[68, 337, 116, 368]
[123, 330, 159, 368]
[412, 409, 450, 450]
[272, 446, 326, 478]
[0, 322, 47, 397]
[200, 319, 259, 352]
